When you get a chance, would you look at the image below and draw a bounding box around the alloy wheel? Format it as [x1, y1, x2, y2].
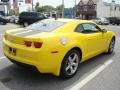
[65, 53, 79, 75]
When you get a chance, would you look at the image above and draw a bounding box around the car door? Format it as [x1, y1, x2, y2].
[82, 23, 105, 57]
[31, 13, 38, 23]
[75, 23, 105, 60]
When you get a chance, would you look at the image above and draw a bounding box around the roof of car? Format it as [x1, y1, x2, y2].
[49, 18, 93, 23]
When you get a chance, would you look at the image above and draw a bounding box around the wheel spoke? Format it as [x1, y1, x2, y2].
[72, 54, 77, 62]
[72, 62, 78, 67]
[65, 51, 80, 76]
[68, 56, 72, 63]
[70, 66, 74, 74]
[66, 65, 70, 71]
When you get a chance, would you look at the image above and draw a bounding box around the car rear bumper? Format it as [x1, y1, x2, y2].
[3, 38, 63, 76]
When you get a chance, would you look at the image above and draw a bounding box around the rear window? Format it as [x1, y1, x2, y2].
[20, 12, 38, 17]
[25, 20, 66, 32]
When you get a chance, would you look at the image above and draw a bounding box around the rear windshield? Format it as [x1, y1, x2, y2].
[25, 20, 65, 32]
[20, 12, 39, 16]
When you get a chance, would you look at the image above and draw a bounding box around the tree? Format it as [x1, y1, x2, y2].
[43, 5, 55, 12]
[36, 7, 46, 12]
[35, 2, 40, 11]
[56, 5, 64, 12]
[36, 5, 55, 12]
[56, 5, 64, 18]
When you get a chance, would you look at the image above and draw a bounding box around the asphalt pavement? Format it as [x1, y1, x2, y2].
[0, 24, 120, 90]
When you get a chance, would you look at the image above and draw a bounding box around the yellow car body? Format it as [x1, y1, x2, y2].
[3, 19, 115, 76]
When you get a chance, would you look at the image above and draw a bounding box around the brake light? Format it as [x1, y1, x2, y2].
[24, 41, 32, 47]
[34, 42, 42, 48]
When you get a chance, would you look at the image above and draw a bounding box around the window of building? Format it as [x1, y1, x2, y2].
[87, 0, 94, 5]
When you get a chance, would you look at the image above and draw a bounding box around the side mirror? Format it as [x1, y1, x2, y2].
[101, 29, 107, 33]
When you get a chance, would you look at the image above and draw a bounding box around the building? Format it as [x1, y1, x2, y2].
[0, 0, 10, 15]
[64, 8, 75, 18]
[10, 0, 32, 15]
[0, 0, 33, 15]
[76, 0, 98, 19]
[76, 0, 120, 20]
[0, 2, 5, 15]
[17, 0, 33, 13]
[97, 0, 120, 17]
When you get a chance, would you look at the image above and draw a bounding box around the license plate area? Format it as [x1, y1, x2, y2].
[8, 47, 17, 56]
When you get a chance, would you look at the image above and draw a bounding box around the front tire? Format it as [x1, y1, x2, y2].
[60, 49, 81, 79]
[0, 22, 6, 25]
[107, 37, 115, 54]
[117, 23, 119, 26]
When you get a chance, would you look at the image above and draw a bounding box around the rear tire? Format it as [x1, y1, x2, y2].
[112, 23, 115, 25]
[60, 49, 81, 79]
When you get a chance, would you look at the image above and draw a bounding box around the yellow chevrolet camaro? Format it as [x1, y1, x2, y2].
[3, 19, 115, 78]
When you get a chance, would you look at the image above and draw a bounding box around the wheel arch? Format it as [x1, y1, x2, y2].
[62, 46, 83, 63]
[70, 47, 82, 60]
[112, 35, 116, 40]
[59, 46, 83, 78]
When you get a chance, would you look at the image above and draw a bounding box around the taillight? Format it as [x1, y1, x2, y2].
[34, 42, 42, 48]
[24, 41, 32, 47]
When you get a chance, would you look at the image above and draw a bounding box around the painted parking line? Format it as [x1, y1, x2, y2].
[0, 56, 10, 90]
[0, 82, 10, 90]
[118, 37, 120, 40]
[67, 60, 113, 90]
[0, 57, 6, 60]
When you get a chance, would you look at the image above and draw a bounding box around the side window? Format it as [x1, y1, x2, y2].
[75, 24, 84, 32]
[38, 13, 44, 18]
[34, 13, 37, 17]
[96, 18, 99, 20]
[82, 23, 101, 33]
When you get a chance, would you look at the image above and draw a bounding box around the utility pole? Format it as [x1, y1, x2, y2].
[62, 0, 64, 18]
[74, 0, 76, 18]
[32, 0, 34, 11]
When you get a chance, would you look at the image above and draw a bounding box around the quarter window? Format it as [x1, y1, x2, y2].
[75, 25, 84, 32]
[82, 23, 100, 33]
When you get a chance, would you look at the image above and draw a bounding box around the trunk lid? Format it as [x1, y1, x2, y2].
[5, 28, 46, 45]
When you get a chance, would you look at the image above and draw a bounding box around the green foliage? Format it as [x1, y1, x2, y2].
[56, 5, 64, 12]
[36, 7, 46, 12]
[36, 5, 55, 12]
[43, 5, 55, 12]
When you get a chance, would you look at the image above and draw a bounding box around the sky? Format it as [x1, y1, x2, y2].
[18, 0, 120, 12]
[35, 0, 120, 8]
